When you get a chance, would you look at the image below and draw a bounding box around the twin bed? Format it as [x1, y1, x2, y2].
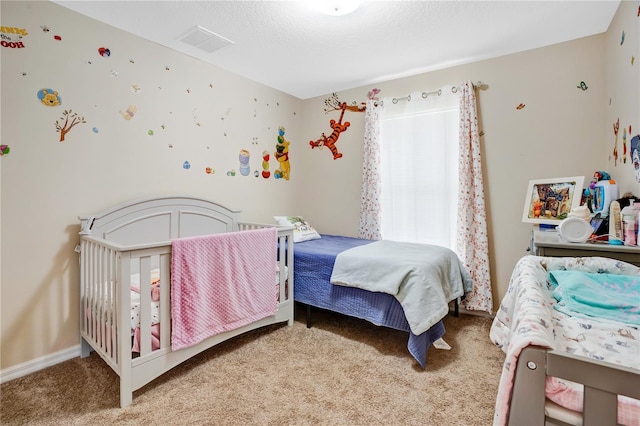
[79, 196, 471, 408]
[491, 255, 640, 425]
[293, 234, 472, 368]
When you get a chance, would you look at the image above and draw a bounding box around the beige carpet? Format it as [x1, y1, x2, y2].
[1, 308, 504, 425]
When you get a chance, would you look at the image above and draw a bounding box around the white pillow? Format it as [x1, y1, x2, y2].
[274, 216, 321, 243]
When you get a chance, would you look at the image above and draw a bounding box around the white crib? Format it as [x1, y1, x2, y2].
[78, 195, 294, 408]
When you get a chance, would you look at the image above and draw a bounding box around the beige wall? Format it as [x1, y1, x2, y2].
[1, 1, 301, 370]
[605, 0, 640, 193]
[297, 0, 638, 314]
[2, 1, 638, 373]
[298, 35, 620, 314]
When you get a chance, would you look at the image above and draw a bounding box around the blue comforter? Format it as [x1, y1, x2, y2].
[293, 234, 447, 368]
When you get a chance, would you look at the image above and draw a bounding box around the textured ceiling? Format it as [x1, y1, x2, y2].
[52, 1, 620, 99]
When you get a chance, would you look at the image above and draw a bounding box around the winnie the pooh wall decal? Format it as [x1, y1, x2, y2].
[261, 150, 271, 179]
[1, 26, 27, 48]
[120, 105, 137, 120]
[239, 149, 251, 176]
[55, 109, 86, 142]
[37, 88, 61, 107]
[310, 93, 366, 160]
[274, 127, 291, 180]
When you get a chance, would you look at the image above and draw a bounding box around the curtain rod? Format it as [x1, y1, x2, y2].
[390, 81, 484, 104]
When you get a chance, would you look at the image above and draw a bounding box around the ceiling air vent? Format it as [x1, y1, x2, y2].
[177, 25, 234, 53]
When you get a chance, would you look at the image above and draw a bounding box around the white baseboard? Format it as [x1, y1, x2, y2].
[0, 345, 81, 384]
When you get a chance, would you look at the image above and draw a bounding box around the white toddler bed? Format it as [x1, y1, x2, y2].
[78, 195, 294, 408]
[490, 255, 640, 425]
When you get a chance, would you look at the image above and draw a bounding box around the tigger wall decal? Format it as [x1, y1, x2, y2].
[309, 93, 366, 160]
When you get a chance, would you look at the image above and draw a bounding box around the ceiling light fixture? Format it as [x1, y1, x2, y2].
[310, 0, 362, 16]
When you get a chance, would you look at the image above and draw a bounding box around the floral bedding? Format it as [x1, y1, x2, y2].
[490, 255, 640, 426]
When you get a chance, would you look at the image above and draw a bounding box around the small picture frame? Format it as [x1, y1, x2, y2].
[522, 176, 585, 225]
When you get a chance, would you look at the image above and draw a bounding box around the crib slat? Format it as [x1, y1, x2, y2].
[139, 256, 152, 356]
[99, 245, 107, 354]
[110, 248, 120, 366]
[98, 245, 106, 351]
[583, 387, 617, 426]
[88, 242, 96, 343]
[278, 234, 286, 301]
[106, 247, 115, 360]
[159, 253, 170, 349]
[89, 242, 97, 346]
[118, 251, 133, 408]
[80, 240, 89, 349]
[80, 241, 87, 335]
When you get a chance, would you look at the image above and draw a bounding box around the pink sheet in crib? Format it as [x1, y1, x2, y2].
[170, 228, 278, 351]
[132, 324, 160, 353]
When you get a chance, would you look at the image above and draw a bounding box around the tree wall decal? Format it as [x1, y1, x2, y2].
[55, 109, 86, 142]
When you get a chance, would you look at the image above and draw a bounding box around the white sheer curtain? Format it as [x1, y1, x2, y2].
[359, 81, 493, 314]
[379, 88, 459, 246]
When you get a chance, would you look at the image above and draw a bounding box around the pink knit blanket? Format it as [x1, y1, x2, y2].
[170, 227, 278, 351]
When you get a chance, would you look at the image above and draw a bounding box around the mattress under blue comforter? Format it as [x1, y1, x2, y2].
[293, 234, 446, 368]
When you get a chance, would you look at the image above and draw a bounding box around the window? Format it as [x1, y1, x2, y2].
[379, 91, 459, 248]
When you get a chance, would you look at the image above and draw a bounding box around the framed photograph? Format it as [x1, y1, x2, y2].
[522, 176, 585, 225]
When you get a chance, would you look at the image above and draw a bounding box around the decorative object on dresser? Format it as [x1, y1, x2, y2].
[522, 176, 585, 225]
[558, 216, 592, 243]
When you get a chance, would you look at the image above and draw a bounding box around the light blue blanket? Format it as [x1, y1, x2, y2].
[549, 270, 640, 326]
[330, 240, 473, 335]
